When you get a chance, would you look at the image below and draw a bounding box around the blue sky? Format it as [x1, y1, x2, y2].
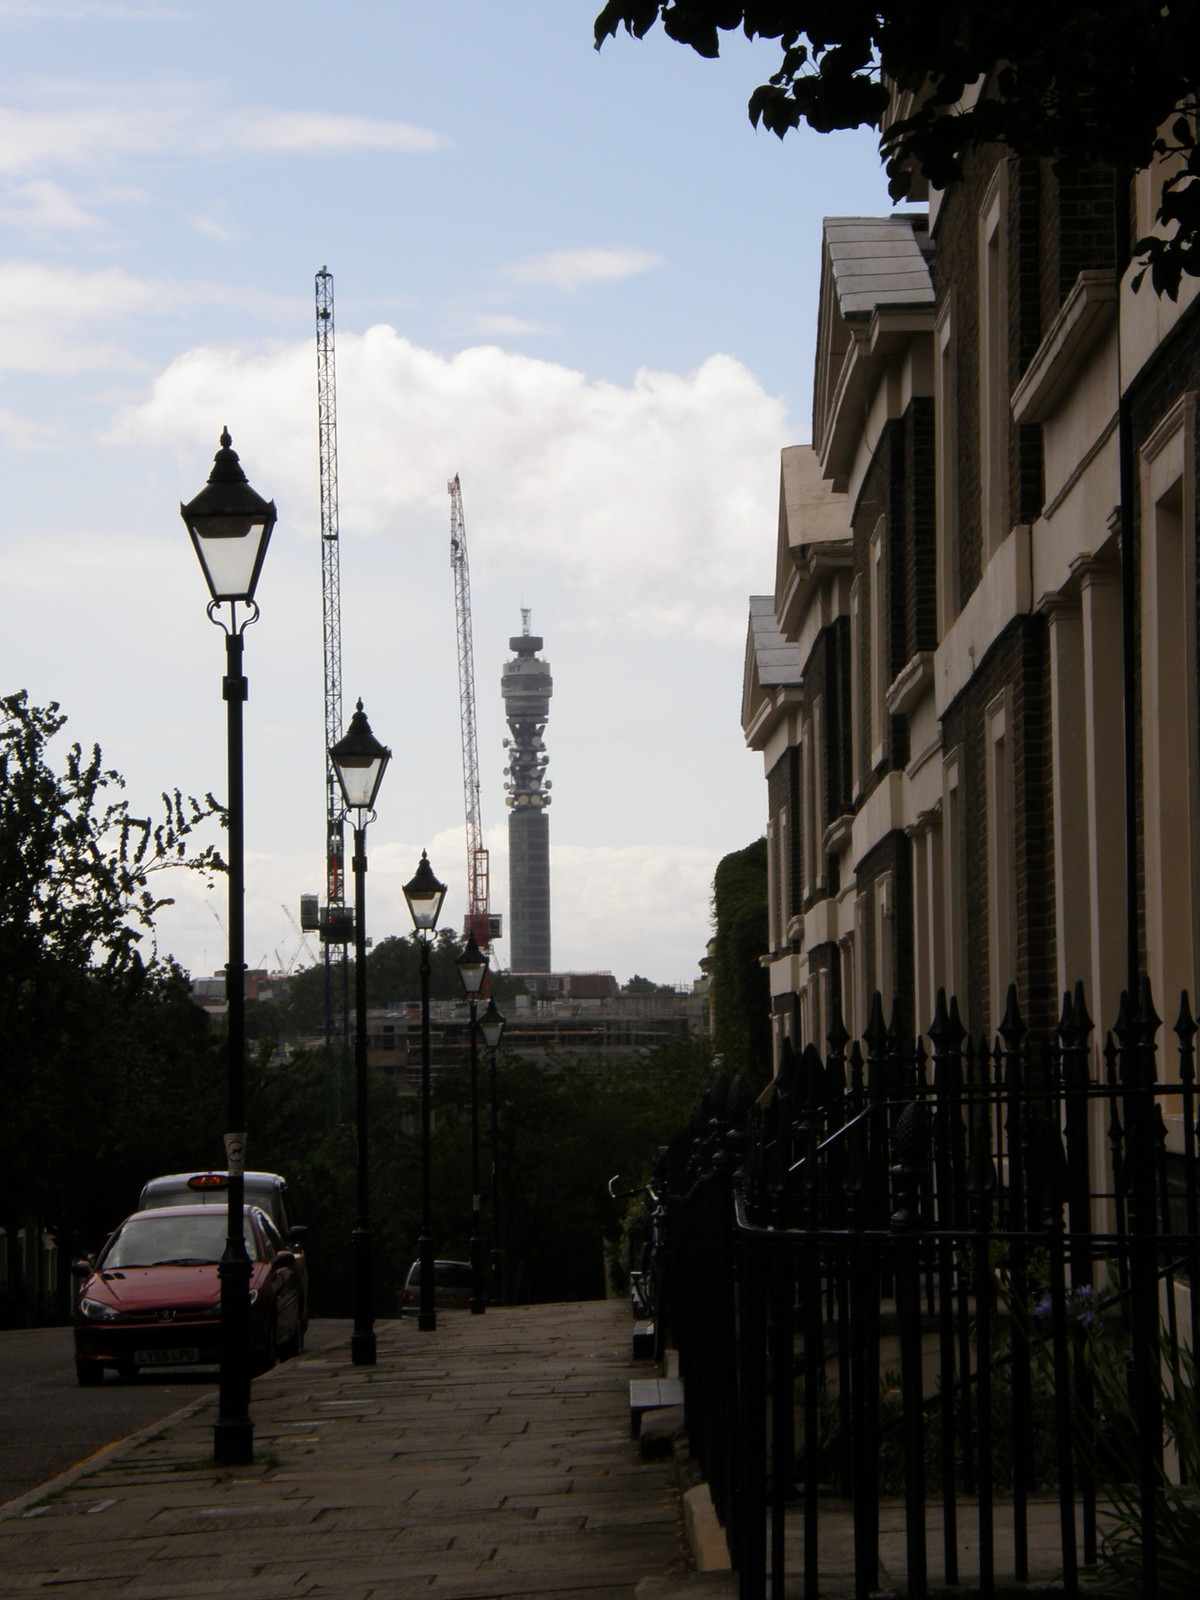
[1, 2, 895, 986]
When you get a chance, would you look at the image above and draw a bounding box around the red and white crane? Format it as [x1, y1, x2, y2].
[448, 474, 495, 952]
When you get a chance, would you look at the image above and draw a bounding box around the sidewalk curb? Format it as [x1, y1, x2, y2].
[0, 1388, 216, 1522]
[682, 1481, 732, 1571]
[0, 1326, 351, 1522]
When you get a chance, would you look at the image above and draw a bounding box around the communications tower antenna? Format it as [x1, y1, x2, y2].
[448, 474, 493, 951]
[315, 267, 352, 1054]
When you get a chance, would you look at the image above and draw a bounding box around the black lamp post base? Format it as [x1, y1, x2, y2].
[418, 1232, 436, 1331]
[489, 1247, 503, 1305]
[470, 1229, 486, 1315]
[351, 1330, 377, 1365]
[213, 1417, 254, 1466]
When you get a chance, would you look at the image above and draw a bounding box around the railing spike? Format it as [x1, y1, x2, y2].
[928, 986, 951, 1049]
[1072, 979, 1094, 1043]
[1137, 973, 1162, 1040]
[1174, 989, 1197, 1046]
[863, 989, 888, 1053]
[999, 982, 1026, 1048]
[947, 993, 968, 1049]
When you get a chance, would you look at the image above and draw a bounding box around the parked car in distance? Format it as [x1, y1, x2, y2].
[72, 1204, 302, 1386]
[398, 1259, 473, 1314]
[137, 1170, 308, 1329]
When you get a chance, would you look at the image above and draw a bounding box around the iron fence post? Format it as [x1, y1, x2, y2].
[891, 1099, 930, 1600]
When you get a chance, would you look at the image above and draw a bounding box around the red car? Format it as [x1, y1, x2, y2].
[72, 1204, 302, 1387]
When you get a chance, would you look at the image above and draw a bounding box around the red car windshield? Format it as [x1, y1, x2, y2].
[101, 1212, 260, 1269]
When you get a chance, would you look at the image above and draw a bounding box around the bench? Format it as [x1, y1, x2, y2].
[629, 1376, 684, 1437]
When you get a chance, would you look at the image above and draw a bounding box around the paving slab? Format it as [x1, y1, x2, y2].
[0, 1302, 687, 1599]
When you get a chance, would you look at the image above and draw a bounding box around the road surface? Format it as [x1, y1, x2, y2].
[0, 1319, 351, 1507]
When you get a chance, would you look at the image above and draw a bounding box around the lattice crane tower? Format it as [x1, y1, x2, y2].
[313, 267, 353, 1035]
[449, 475, 494, 951]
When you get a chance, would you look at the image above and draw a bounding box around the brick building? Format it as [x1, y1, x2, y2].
[743, 111, 1200, 1165]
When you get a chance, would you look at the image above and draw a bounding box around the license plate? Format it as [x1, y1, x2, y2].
[134, 1347, 200, 1366]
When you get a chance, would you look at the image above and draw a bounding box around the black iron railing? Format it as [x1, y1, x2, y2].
[652, 979, 1200, 1600]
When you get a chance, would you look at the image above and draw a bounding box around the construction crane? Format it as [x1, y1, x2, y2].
[281, 903, 317, 974]
[315, 267, 352, 1050]
[448, 474, 496, 952]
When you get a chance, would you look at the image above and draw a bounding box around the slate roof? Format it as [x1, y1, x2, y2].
[747, 596, 801, 690]
[823, 216, 934, 319]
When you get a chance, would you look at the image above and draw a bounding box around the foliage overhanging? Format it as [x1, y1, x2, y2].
[595, 2, 1200, 297]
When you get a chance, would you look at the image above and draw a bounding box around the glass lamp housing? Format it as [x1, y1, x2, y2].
[181, 429, 277, 603]
[404, 852, 448, 932]
[457, 931, 488, 996]
[330, 700, 391, 815]
[480, 998, 506, 1050]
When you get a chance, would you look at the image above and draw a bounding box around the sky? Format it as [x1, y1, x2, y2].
[1, 1, 896, 989]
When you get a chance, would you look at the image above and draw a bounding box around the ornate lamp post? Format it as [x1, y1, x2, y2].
[456, 931, 488, 1314]
[479, 997, 506, 1304]
[181, 428, 276, 1467]
[403, 851, 447, 1332]
[329, 699, 392, 1366]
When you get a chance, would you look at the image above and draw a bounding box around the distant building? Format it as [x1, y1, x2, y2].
[342, 981, 708, 1085]
[189, 968, 285, 1017]
[502, 610, 553, 971]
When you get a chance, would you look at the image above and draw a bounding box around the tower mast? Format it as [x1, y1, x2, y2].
[502, 611, 553, 972]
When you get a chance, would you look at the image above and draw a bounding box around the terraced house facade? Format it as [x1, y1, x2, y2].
[743, 138, 1200, 1159]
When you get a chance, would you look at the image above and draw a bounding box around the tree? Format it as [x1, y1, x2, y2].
[622, 973, 679, 994]
[0, 692, 224, 991]
[273, 931, 528, 1044]
[710, 838, 771, 1083]
[227, 1034, 715, 1316]
[0, 692, 225, 1318]
[595, 2, 1200, 296]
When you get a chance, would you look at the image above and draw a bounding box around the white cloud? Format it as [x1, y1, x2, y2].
[0, 177, 108, 232]
[113, 327, 785, 638]
[0, 404, 58, 448]
[0, 86, 442, 176]
[472, 313, 556, 338]
[549, 843, 717, 983]
[0, 261, 297, 374]
[503, 247, 664, 292]
[235, 110, 442, 156]
[189, 212, 234, 242]
[154, 826, 717, 990]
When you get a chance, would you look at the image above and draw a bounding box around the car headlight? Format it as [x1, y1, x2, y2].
[79, 1297, 124, 1322]
[248, 1288, 259, 1305]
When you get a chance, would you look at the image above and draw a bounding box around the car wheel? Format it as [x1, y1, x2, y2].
[255, 1313, 278, 1376]
[76, 1361, 103, 1387]
[280, 1305, 305, 1361]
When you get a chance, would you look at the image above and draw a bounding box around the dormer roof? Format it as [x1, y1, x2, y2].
[813, 215, 935, 491]
[742, 596, 802, 750]
[776, 445, 853, 636]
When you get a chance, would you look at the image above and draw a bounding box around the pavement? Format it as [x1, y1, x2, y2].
[0, 1298, 1081, 1600]
[0, 1300, 695, 1600]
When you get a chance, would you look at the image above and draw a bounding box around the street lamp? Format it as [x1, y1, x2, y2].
[181, 428, 276, 1468]
[479, 996, 506, 1304]
[330, 698, 392, 1366]
[456, 931, 489, 1314]
[403, 851, 447, 1332]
